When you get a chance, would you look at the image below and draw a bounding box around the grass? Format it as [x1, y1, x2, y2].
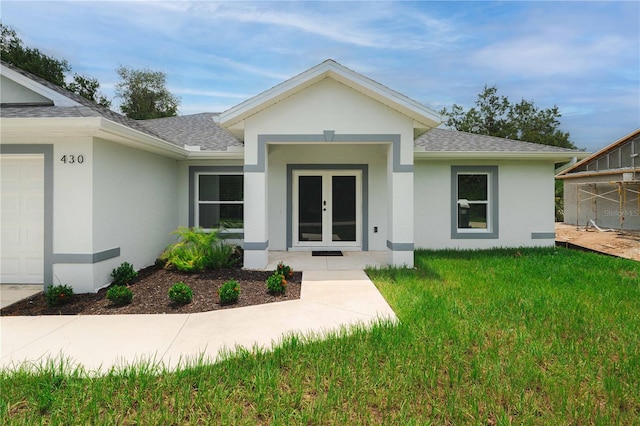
[1, 247, 639, 424]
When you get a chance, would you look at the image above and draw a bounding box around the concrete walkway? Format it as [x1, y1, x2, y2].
[0, 270, 396, 373]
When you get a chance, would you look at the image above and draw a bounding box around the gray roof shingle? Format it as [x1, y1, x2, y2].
[415, 128, 580, 153]
[140, 113, 242, 150]
[1, 60, 167, 140]
[1, 61, 242, 151]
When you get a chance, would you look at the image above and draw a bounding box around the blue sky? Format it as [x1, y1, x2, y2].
[2, 1, 638, 152]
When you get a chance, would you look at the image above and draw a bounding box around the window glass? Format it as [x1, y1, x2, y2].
[197, 174, 243, 229]
[457, 173, 489, 231]
[458, 175, 487, 201]
[199, 175, 243, 201]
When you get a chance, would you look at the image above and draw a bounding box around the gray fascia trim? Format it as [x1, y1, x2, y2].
[188, 166, 243, 228]
[287, 164, 369, 251]
[1, 144, 53, 287]
[252, 134, 411, 173]
[531, 232, 555, 239]
[244, 241, 269, 250]
[451, 165, 500, 239]
[386, 241, 414, 251]
[53, 247, 120, 264]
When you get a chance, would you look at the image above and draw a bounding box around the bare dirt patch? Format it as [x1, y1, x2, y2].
[0, 266, 302, 316]
[555, 222, 640, 261]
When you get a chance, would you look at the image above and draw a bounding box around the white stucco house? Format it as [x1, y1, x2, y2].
[1, 59, 586, 292]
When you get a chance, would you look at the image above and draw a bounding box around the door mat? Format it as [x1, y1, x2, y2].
[312, 251, 343, 256]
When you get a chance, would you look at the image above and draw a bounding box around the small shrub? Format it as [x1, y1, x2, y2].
[45, 284, 73, 307]
[111, 262, 138, 286]
[218, 279, 240, 305]
[168, 282, 193, 305]
[106, 285, 133, 306]
[160, 227, 224, 272]
[266, 272, 287, 295]
[276, 261, 294, 279]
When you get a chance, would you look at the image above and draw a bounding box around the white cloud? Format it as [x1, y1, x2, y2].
[471, 32, 629, 77]
[171, 86, 251, 99]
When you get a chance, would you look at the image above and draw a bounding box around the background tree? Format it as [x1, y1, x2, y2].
[441, 85, 576, 149]
[1, 23, 111, 107]
[115, 66, 180, 119]
[1, 24, 69, 86]
[66, 73, 111, 108]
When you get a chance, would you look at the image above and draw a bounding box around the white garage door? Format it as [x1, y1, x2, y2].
[1, 154, 44, 284]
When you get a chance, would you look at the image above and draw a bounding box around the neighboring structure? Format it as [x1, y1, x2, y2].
[557, 129, 640, 231]
[1, 59, 586, 292]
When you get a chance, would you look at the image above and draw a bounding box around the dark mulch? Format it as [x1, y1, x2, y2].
[0, 265, 301, 316]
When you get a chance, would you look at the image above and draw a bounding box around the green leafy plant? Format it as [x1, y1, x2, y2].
[168, 282, 193, 305]
[276, 261, 294, 279]
[266, 272, 287, 295]
[210, 241, 238, 269]
[111, 262, 138, 286]
[159, 227, 236, 272]
[45, 284, 74, 307]
[218, 279, 240, 305]
[106, 285, 133, 306]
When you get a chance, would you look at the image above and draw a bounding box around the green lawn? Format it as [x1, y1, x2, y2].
[2, 247, 639, 424]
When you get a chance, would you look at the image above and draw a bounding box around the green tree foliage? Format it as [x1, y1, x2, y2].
[1, 24, 111, 107]
[66, 73, 112, 108]
[115, 66, 180, 119]
[441, 85, 576, 149]
[1, 24, 69, 87]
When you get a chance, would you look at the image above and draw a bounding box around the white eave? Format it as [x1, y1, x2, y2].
[219, 59, 442, 131]
[0, 116, 243, 160]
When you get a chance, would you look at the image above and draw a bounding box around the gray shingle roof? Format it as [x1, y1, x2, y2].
[1, 60, 242, 151]
[415, 128, 580, 153]
[1, 60, 168, 140]
[140, 113, 242, 150]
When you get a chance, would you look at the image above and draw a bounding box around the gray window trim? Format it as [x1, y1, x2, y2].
[451, 165, 499, 239]
[188, 166, 244, 233]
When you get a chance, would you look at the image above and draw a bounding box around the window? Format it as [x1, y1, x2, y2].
[451, 166, 498, 239]
[196, 174, 243, 229]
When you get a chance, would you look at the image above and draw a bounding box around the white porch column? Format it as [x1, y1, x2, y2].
[243, 169, 268, 269]
[386, 141, 414, 267]
[243, 133, 269, 269]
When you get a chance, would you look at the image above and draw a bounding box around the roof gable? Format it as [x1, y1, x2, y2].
[0, 62, 81, 107]
[219, 59, 442, 131]
[557, 128, 640, 177]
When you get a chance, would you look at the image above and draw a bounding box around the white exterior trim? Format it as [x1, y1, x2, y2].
[0, 64, 81, 107]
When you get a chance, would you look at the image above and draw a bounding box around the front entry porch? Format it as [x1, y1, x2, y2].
[265, 251, 387, 271]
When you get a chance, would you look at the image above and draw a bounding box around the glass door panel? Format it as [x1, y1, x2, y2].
[332, 175, 356, 241]
[298, 175, 323, 242]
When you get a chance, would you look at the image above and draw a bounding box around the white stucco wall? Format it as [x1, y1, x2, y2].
[244, 78, 415, 146]
[92, 138, 179, 291]
[414, 160, 556, 250]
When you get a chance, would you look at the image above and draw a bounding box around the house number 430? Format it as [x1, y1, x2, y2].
[60, 154, 84, 164]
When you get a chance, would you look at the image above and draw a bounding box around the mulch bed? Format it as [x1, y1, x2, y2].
[0, 265, 302, 316]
